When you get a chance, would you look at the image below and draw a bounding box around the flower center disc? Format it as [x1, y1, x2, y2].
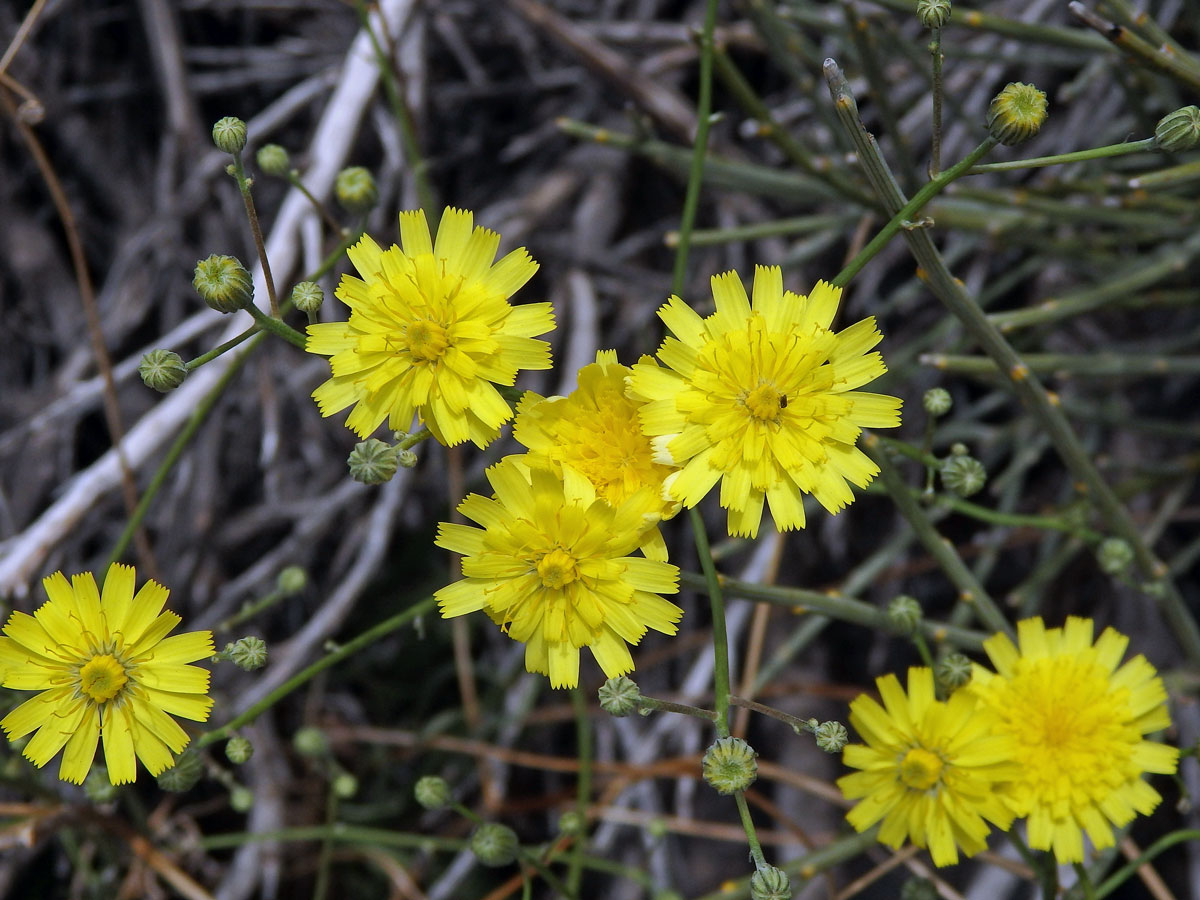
[79, 654, 128, 703]
[537, 548, 579, 589]
[899, 747, 943, 790]
[743, 383, 784, 421]
[406, 319, 449, 361]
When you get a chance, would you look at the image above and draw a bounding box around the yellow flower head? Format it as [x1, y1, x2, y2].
[628, 266, 901, 538]
[838, 667, 1018, 867]
[513, 350, 681, 560]
[435, 457, 683, 689]
[307, 207, 555, 447]
[969, 616, 1179, 863]
[0, 564, 214, 785]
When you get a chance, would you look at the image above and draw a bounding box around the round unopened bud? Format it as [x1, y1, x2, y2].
[84, 768, 119, 804]
[917, 0, 951, 29]
[230, 786, 254, 812]
[940, 455, 986, 497]
[702, 736, 758, 795]
[157, 749, 204, 792]
[193, 254, 253, 313]
[922, 387, 952, 417]
[949, 442, 969, 457]
[470, 823, 520, 867]
[814, 720, 849, 753]
[277, 566, 307, 595]
[598, 675, 641, 716]
[1155, 106, 1200, 152]
[986, 82, 1048, 146]
[936, 653, 973, 690]
[750, 865, 792, 900]
[396, 448, 419, 469]
[226, 736, 254, 765]
[212, 116, 247, 154]
[415, 775, 451, 810]
[139, 349, 188, 392]
[888, 595, 923, 635]
[291, 281, 324, 314]
[256, 143, 291, 176]
[333, 773, 358, 798]
[348, 439, 399, 485]
[335, 166, 378, 214]
[1096, 537, 1135, 577]
[228, 636, 268, 671]
[900, 876, 938, 900]
[558, 810, 586, 837]
[293, 726, 329, 758]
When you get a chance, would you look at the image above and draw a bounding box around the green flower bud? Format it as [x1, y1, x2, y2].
[84, 767, 119, 804]
[702, 736, 757, 795]
[277, 566, 307, 595]
[750, 865, 792, 900]
[333, 773, 358, 798]
[813, 721, 848, 754]
[922, 387, 952, 417]
[1096, 537, 1135, 576]
[936, 652, 973, 690]
[228, 636, 268, 671]
[986, 82, 1048, 146]
[1155, 106, 1200, 153]
[293, 726, 329, 758]
[598, 675, 641, 716]
[256, 143, 291, 176]
[887, 595, 923, 635]
[949, 442, 969, 457]
[396, 448, 419, 469]
[557, 810, 586, 837]
[226, 736, 254, 765]
[212, 117, 247, 154]
[348, 439, 399, 485]
[415, 775, 451, 810]
[916, 0, 951, 29]
[900, 876, 938, 900]
[335, 166, 378, 214]
[157, 749, 204, 792]
[470, 822, 520, 867]
[230, 786, 254, 812]
[139, 349, 188, 393]
[193, 254, 253, 313]
[291, 281, 324, 315]
[940, 454, 986, 497]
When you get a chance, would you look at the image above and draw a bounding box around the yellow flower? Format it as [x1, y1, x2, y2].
[307, 207, 555, 447]
[969, 616, 1179, 863]
[628, 266, 901, 538]
[0, 564, 214, 785]
[838, 667, 1017, 867]
[513, 350, 680, 560]
[435, 457, 683, 689]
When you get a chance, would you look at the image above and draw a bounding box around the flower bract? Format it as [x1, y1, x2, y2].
[968, 616, 1179, 863]
[307, 207, 555, 447]
[628, 266, 901, 538]
[434, 457, 682, 689]
[838, 667, 1017, 866]
[513, 350, 680, 559]
[0, 564, 214, 785]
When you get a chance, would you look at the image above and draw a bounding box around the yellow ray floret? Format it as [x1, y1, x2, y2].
[513, 350, 680, 560]
[434, 457, 683, 689]
[307, 207, 555, 447]
[967, 616, 1179, 864]
[628, 266, 901, 538]
[0, 564, 214, 785]
[838, 667, 1019, 867]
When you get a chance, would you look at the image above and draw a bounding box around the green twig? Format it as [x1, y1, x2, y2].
[1069, 2, 1200, 95]
[567, 688, 591, 896]
[244, 303, 309, 350]
[230, 150, 280, 317]
[968, 137, 1156, 172]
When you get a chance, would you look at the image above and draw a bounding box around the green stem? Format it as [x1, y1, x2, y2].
[930, 25, 943, 176]
[924, 352, 1200, 378]
[285, 171, 345, 236]
[186, 325, 261, 371]
[197, 596, 437, 748]
[968, 137, 1156, 173]
[834, 137, 998, 286]
[230, 151, 280, 317]
[312, 790, 338, 900]
[690, 510, 731, 736]
[637, 694, 720, 722]
[244, 303, 309, 350]
[733, 792, 766, 870]
[1069, 2, 1200, 94]
[567, 688, 591, 896]
[1093, 828, 1200, 898]
[728, 695, 815, 735]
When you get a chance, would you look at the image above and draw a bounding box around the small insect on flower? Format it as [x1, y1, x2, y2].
[0, 564, 214, 785]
